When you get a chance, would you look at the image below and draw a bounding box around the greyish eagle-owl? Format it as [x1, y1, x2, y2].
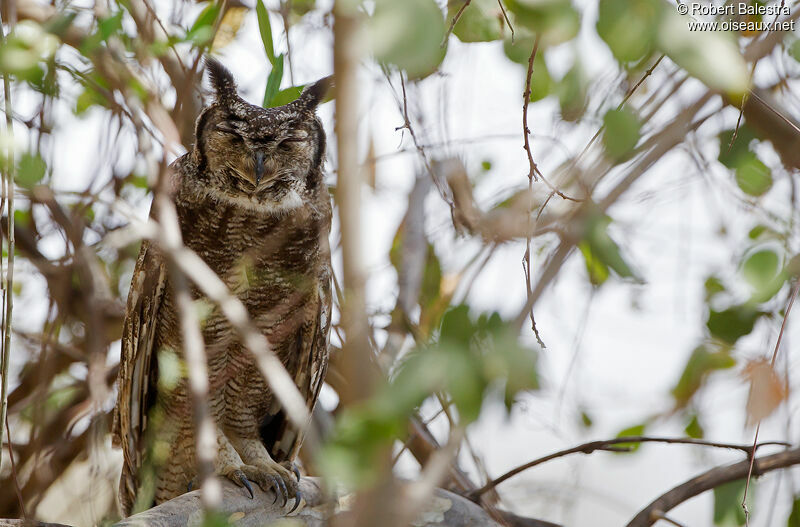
[113, 58, 332, 516]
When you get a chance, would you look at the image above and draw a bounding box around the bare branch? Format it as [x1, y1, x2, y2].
[155, 191, 221, 510]
[741, 279, 800, 520]
[0, 7, 16, 481]
[469, 436, 791, 501]
[626, 446, 800, 527]
[442, 0, 472, 47]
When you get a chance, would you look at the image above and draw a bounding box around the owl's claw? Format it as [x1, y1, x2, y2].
[288, 489, 302, 514]
[229, 469, 254, 499]
[266, 475, 280, 504]
[274, 474, 288, 506]
[281, 461, 302, 482]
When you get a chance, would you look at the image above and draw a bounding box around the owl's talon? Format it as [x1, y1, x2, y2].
[229, 469, 254, 499]
[281, 461, 301, 482]
[267, 476, 280, 504]
[275, 474, 288, 506]
[288, 489, 302, 514]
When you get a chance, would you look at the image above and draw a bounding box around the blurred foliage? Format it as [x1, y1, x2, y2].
[713, 480, 750, 526]
[323, 306, 538, 488]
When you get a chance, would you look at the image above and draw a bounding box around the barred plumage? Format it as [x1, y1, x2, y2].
[113, 58, 332, 516]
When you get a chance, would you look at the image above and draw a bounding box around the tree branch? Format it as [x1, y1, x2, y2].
[626, 446, 800, 527]
[468, 436, 791, 501]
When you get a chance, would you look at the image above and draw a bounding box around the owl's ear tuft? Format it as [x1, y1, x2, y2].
[296, 76, 333, 111]
[205, 57, 238, 104]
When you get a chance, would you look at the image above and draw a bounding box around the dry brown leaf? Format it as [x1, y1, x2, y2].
[743, 358, 788, 427]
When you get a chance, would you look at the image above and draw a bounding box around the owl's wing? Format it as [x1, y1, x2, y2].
[113, 240, 168, 515]
[264, 268, 332, 462]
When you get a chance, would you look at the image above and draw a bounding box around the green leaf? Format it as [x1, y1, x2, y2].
[81, 11, 124, 54]
[186, 3, 222, 46]
[16, 152, 47, 188]
[579, 241, 610, 286]
[439, 305, 473, 348]
[788, 495, 800, 527]
[742, 249, 780, 294]
[368, 0, 446, 80]
[255, 0, 277, 65]
[707, 305, 761, 345]
[672, 346, 736, 406]
[790, 38, 800, 63]
[263, 54, 285, 107]
[597, 0, 661, 63]
[718, 126, 759, 169]
[504, 0, 579, 47]
[581, 213, 637, 282]
[557, 60, 586, 122]
[615, 424, 646, 452]
[735, 154, 772, 197]
[713, 480, 748, 525]
[449, 0, 504, 43]
[657, 10, 748, 95]
[529, 52, 553, 102]
[503, 34, 537, 64]
[602, 107, 641, 159]
[685, 414, 704, 438]
[579, 410, 593, 428]
[269, 85, 304, 107]
[704, 276, 726, 302]
[75, 86, 107, 115]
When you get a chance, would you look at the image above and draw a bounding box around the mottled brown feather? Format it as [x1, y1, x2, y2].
[114, 60, 332, 516]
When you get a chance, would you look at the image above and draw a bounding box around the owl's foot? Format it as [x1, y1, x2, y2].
[222, 461, 302, 512]
[280, 460, 302, 482]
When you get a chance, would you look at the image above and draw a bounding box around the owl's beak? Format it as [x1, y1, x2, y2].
[254, 150, 267, 185]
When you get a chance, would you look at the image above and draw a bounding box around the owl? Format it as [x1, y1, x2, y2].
[113, 58, 332, 516]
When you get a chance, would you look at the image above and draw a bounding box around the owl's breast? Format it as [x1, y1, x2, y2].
[172, 194, 329, 354]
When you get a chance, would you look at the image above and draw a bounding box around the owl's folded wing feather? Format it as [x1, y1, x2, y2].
[264, 269, 332, 462]
[113, 240, 168, 515]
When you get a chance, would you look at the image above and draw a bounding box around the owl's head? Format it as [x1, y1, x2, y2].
[192, 58, 331, 210]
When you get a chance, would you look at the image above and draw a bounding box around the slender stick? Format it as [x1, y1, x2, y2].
[155, 190, 221, 511]
[333, 0, 372, 403]
[0, 9, 16, 478]
[626, 446, 800, 527]
[442, 0, 472, 47]
[469, 436, 791, 500]
[522, 37, 546, 348]
[741, 279, 800, 523]
[521, 36, 579, 202]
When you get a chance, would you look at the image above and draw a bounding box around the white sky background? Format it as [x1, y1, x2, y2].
[6, 0, 800, 525]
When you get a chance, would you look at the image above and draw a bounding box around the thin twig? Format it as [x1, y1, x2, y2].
[155, 189, 221, 511]
[5, 413, 25, 518]
[522, 36, 546, 348]
[741, 279, 800, 524]
[749, 90, 800, 135]
[280, 1, 295, 85]
[391, 72, 454, 209]
[626, 446, 800, 527]
[442, 0, 472, 47]
[521, 37, 579, 202]
[0, 8, 16, 478]
[727, 62, 757, 155]
[568, 54, 665, 178]
[651, 512, 687, 527]
[497, 0, 514, 42]
[469, 435, 790, 500]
